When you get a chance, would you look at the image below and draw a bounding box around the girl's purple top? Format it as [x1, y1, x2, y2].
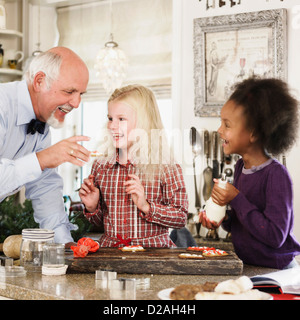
[222, 158, 300, 269]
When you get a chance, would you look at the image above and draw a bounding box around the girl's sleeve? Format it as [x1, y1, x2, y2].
[221, 159, 244, 234]
[221, 209, 232, 232]
[140, 164, 188, 228]
[230, 165, 293, 249]
[83, 203, 104, 227]
[82, 161, 105, 227]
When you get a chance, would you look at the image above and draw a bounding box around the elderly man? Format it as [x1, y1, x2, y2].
[0, 47, 90, 245]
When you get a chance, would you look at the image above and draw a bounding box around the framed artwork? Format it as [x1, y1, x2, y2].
[194, 9, 287, 117]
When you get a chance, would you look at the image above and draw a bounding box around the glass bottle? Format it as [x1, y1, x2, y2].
[205, 173, 227, 224]
[0, 44, 3, 67]
[20, 229, 54, 272]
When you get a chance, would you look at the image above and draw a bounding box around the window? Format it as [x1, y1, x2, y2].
[80, 98, 173, 185]
[54, 0, 173, 198]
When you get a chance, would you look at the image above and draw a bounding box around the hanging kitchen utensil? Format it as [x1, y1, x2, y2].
[282, 155, 286, 167]
[220, 136, 225, 174]
[205, 229, 220, 241]
[225, 154, 232, 164]
[212, 131, 219, 179]
[224, 168, 233, 177]
[202, 130, 213, 201]
[189, 127, 202, 211]
[224, 232, 232, 242]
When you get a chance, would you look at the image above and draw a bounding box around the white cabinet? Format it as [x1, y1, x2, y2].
[0, 0, 28, 83]
[0, 28, 24, 80]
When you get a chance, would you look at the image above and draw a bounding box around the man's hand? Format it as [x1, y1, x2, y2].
[36, 135, 91, 170]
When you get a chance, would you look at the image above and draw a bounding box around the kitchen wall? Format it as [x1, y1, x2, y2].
[28, 0, 300, 241]
[27, 4, 57, 53]
[173, 0, 300, 241]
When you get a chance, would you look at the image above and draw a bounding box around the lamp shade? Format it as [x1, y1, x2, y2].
[94, 39, 128, 94]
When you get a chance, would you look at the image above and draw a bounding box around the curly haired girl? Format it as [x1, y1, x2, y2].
[200, 77, 300, 269]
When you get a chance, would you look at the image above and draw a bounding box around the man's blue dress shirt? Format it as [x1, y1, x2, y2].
[0, 80, 75, 243]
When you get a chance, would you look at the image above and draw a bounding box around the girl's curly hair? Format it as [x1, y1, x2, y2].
[229, 77, 299, 156]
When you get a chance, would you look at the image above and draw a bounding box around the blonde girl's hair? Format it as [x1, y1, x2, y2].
[102, 84, 174, 174]
[108, 84, 164, 134]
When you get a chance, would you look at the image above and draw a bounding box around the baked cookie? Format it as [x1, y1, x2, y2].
[187, 246, 215, 252]
[119, 245, 145, 252]
[170, 282, 217, 300]
[202, 249, 228, 257]
[178, 253, 204, 259]
[90, 151, 103, 157]
[170, 284, 204, 300]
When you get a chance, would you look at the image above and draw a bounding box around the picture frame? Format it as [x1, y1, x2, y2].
[193, 9, 287, 117]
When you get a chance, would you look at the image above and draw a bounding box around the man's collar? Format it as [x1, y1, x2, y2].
[16, 80, 36, 126]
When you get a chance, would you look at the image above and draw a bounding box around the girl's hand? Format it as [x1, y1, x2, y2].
[124, 174, 150, 214]
[198, 210, 221, 230]
[79, 174, 100, 212]
[211, 179, 239, 206]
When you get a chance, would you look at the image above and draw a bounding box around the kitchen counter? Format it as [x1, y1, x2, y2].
[0, 262, 288, 300]
[0, 232, 298, 300]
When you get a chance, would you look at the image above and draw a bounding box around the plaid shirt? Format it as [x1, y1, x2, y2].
[83, 155, 188, 247]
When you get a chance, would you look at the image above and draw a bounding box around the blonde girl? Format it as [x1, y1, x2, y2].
[79, 85, 188, 247]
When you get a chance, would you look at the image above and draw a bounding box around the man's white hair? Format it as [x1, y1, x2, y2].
[24, 51, 62, 89]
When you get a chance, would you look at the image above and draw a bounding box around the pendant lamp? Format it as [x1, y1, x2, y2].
[94, 0, 128, 94]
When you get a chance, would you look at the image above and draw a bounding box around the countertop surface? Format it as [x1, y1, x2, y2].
[0, 264, 277, 300]
[0, 235, 299, 300]
[0, 254, 292, 300]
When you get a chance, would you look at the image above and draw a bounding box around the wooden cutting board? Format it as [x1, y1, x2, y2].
[65, 248, 243, 275]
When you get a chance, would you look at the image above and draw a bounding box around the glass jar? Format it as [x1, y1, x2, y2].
[42, 243, 65, 268]
[20, 229, 54, 272]
[42, 243, 68, 275]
